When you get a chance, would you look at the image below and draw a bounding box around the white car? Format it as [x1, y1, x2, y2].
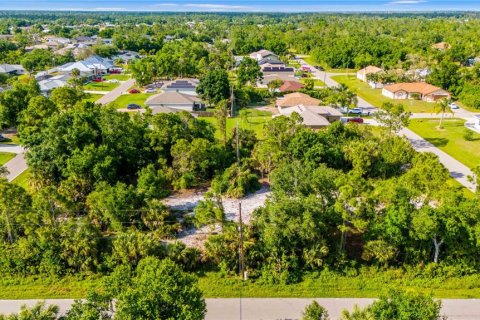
[348, 108, 363, 115]
[145, 88, 156, 93]
[449, 102, 460, 109]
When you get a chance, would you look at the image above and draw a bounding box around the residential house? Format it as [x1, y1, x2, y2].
[56, 55, 114, 75]
[113, 50, 141, 64]
[0, 64, 26, 75]
[25, 44, 50, 52]
[249, 49, 278, 61]
[260, 74, 297, 87]
[146, 91, 205, 112]
[54, 43, 90, 58]
[45, 36, 71, 46]
[161, 79, 199, 94]
[276, 105, 342, 129]
[279, 80, 304, 92]
[382, 82, 451, 102]
[164, 35, 176, 42]
[38, 74, 71, 95]
[357, 65, 383, 83]
[276, 92, 321, 109]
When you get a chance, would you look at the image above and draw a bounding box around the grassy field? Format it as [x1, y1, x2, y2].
[83, 81, 120, 92]
[200, 108, 272, 140]
[11, 168, 31, 190]
[300, 78, 325, 87]
[0, 152, 15, 165]
[3, 269, 480, 299]
[408, 118, 480, 169]
[110, 93, 156, 108]
[331, 75, 438, 113]
[302, 56, 356, 73]
[83, 93, 103, 103]
[104, 74, 131, 81]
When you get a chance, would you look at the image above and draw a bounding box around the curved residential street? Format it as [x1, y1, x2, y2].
[298, 58, 476, 191]
[0, 298, 479, 319]
[0, 144, 26, 182]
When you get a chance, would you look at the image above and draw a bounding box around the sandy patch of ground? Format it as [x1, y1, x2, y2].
[163, 184, 271, 248]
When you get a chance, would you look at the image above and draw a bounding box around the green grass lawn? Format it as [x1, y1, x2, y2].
[302, 56, 356, 73]
[0, 135, 21, 145]
[3, 269, 480, 299]
[331, 75, 438, 113]
[200, 108, 272, 140]
[11, 168, 31, 190]
[110, 93, 156, 108]
[83, 81, 120, 92]
[104, 74, 131, 81]
[0, 152, 15, 165]
[408, 118, 480, 169]
[300, 78, 325, 87]
[83, 93, 103, 103]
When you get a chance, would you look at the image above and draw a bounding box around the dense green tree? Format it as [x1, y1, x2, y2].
[237, 57, 262, 86]
[196, 68, 230, 106]
[302, 301, 330, 320]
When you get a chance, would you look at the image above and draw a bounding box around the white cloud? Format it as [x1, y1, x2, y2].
[389, 0, 426, 4]
[148, 2, 253, 11]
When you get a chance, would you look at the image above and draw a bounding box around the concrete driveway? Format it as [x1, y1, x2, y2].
[95, 79, 136, 105]
[0, 144, 27, 182]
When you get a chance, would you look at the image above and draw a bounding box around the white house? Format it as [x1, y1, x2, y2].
[356, 65, 383, 83]
[249, 49, 278, 62]
[56, 55, 114, 75]
[146, 91, 205, 112]
[382, 82, 451, 102]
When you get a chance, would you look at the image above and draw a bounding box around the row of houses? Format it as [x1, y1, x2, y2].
[357, 65, 450, 102]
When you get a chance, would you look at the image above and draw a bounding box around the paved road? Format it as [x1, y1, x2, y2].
[0, 144, 27, 182]
[95, 79, 135, 105]
[298, 58, 477, 191]
[1, 298, 479, 319]
[4, 153, 27, 182]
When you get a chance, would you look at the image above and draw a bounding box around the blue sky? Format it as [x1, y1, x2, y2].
[1, 0, 480, 12]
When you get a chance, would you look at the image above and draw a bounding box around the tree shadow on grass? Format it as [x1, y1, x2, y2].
[424, 137, 449, 147]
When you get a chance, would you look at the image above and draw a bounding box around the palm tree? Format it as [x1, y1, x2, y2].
[436, 98, 452, 129]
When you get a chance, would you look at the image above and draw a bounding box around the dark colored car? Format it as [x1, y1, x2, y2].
[0, 134, 6, 142]
[110, 69, 121, 74]
[127, 104, 141, 110]
[129, 89, 140, 94]
[348, 117, 364, 124]
[315, 65, 325, 71]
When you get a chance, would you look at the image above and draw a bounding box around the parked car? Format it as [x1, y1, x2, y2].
[145, 88, 156, 93]
[0, 134, 6, 142]
[347, 117, 364, 124]
[129, 89, 140, 94]
[110, 69, 122, 74]
[127, 103, 141, 110]
[347, 107, 363, 115]
[93, 78, 103, 82]
[449, 102, 460, 109]
[315, 65, 325, 71]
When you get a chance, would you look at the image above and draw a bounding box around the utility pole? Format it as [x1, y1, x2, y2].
[238, 200, 244, 320]
[230, 84, 235, 117]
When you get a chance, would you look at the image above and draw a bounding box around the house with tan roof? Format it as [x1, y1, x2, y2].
[276, 92, 321, 109]
[146, 91, 205, 112]
[279, 81, 304, 92]
[357, 65, 383, 82]
[382, 82, 451, 102]
[276, 105, 342, 129]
